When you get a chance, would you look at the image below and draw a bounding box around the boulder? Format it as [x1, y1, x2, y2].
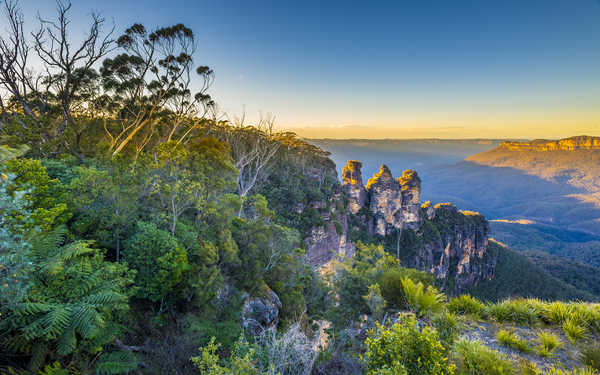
[242, 287, 282, 335]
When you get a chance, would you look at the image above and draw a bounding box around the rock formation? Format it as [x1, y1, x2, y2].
[398, 169, 421, 230]
[339, 160, 496, 293]
[341, 160, 367, 214]
[302, 158, 496, 293]
[241, 287, 282, 335]
[366, 164, 403, 235]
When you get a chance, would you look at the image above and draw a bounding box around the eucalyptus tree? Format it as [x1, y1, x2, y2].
[100, 23, 214, 158]
[148, 138, 237, 235]
[209, 115, 281, 212]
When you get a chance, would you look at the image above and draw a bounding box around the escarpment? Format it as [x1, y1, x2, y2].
[497, 136, 600, 151]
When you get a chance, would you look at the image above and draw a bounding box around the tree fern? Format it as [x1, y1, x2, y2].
[0, 226, 134, 372]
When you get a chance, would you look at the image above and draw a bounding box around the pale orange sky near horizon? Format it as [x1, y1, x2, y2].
[282, 114, 600, 139]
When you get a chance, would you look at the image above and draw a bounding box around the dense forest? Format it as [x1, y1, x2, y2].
[1, 2, 599, 374]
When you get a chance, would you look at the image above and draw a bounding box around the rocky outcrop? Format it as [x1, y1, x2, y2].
[498, 136, 600, 151]
[304, 191, 355, 265]
[242, 287, 282, 335]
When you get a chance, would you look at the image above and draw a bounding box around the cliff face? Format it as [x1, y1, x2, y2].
[340, 160, 496, 293]
[425, 204, 495, 290]
[498, 136, 600, 151]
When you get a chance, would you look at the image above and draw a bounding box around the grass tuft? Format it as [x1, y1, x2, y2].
[496, 329, 531, 353]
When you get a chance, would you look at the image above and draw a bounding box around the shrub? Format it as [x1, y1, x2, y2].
[364, 315, 455, 375]
[378, 267, 434, 310]
[123, 221, 189, 304]
[496, 329, 531, 353]
[448, 295, 486, 318]
[190, 337, 259, 374]
[563, 318, 587, 343]
[257, 322, 317, 375]
[432, 311, 460, 348]
[535, 330, 562, 358]
[401, 277, 445, 318]
[453, 339, 517, 375]
[581, 345, 600, 371]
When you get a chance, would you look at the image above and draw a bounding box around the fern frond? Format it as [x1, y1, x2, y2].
[13, 302, 52, 316]
[44, 241, 95, 275]
[40, 306, 72, 339]
[56, 328, 77, 356]
[70, 304, 98, 339]
[83, 291, 125, 307]
[21, 319, 47, 341]
[56, 241, 95, 262]
[95, 351, 139, 375]
[27, 341, 47, 372]
[30, 226, 69, 260]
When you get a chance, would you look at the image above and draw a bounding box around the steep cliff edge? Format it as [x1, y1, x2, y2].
[497, 136, 600, 151]
[341, 160, 497, 293]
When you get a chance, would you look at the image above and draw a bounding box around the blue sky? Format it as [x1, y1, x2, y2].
[21, 0, 600, 138]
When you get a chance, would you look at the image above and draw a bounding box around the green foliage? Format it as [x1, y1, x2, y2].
[123, 221, 188, 304]
[448, 295, 486, 318]
[0, 226, 133, 372]
[0, 144, 29, 162]
[453, 339, 517, 375]
[3, 158, 69, 231]
[364, 315, 455, 375]
[147, 139, 236, 234]
[496, 329, 531, 353]
[401, 277, 446, 318]
[562, 318, 587, 343]
[378, 266, 434, 310]
[467, 242, 595, 302]
[95, 351, 139, 375]
[190, 337, 258, 374]
[535, 330, 562, 358]
[330, 242, 399, 327]
[39, 362, 69, 375]
[0, 173, 33, 305]
[432, 311, 460, 348]
[363, 284, 387, 321]
[543, 367, 600, 375]
[68, 164, 139, 261]
[485, 299, 539, 325]
[580, 345, 600, 371]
